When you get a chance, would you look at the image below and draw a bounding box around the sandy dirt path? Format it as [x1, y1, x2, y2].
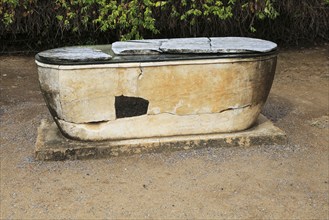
[0, 46, 328, 219]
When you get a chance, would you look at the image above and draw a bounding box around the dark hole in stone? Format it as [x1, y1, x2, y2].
[115, 95, 149, 118]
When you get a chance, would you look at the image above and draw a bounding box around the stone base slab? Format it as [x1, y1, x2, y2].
[35, 115, 286, 161]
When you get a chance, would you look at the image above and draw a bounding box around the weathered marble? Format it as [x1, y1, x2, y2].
[111, 37, 277, 55]
[111, 39, 166, 55]
[37, 55, 276, 124]
[37, 47, 112, 62]
[159, 37, 211, 53]
[209, 37, 278, 53]
[57, 104, 262, 141]
[36, 37, 278, 141]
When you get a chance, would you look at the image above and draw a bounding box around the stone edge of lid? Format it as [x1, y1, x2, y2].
[37, 47, 112, 62]
[35, 37, 278, 65]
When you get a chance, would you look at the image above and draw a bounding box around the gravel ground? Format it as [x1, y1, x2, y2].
[0, 46, 328, 219]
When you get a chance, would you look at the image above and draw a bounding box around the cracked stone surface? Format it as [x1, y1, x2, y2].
[111, 39, 167, 55]
[37, 54, 276, 140]
[111, 37, 277, 55]
[36, 37, 278, 65]
[37, 47, 112, 62]
[159, 37, 212, 53]
[209, 37, 278, 53]
[36, 37, 277, 140]
[57, 104, 262, 141]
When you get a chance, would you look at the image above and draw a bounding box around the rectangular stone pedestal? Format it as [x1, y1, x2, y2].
[35, 115, 286, 161]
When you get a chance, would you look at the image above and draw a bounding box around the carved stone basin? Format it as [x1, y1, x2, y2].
[35, 37, 277, 141]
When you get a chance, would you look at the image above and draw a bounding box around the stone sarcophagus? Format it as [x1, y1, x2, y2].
[35, 37, 278, 141]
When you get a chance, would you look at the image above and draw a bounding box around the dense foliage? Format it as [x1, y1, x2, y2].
[0, 0, 328, 52]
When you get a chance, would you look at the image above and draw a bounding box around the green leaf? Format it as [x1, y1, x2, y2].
[56, 15, 63, 21]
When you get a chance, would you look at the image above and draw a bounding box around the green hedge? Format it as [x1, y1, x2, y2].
[0, 0, 328, 51]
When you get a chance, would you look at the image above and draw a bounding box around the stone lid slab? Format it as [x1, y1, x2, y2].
[111, 37, 277, 55]
[36, 37, 277, 65]
[159, 37, 211, 53]
[210, 37, 277, 53]
[37, 47, 112, 62]
[112, 39, 167, 55]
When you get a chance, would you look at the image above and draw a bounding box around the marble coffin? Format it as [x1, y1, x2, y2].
[35, 37, 278, 141]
